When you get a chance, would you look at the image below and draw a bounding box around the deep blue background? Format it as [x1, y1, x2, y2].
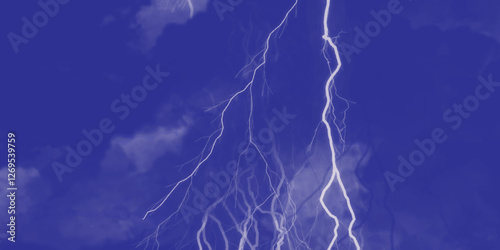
[1, 0, 499, 249]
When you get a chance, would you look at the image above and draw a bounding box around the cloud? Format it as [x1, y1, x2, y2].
[404, 0, 500, 43]
[109, 125, 188, 173]
[0, 167, 42, 214]
[0, 166, 45, 243]
[131, 0, 210, 52]
[101, 105, 194, 174]
[55, 177, 157, 248]
[287, 141, 371, 245]
[7, 96, 201, 249]
[54, 119, 192, 248]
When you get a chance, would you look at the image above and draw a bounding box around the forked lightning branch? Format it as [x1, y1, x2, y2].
[141, 0, 363, 249]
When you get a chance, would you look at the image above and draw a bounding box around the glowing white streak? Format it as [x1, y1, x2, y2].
[237, 188, 257, 250]
[161, 0, 194, 17]
[209, 215, 229, 250]
[141, 1, 364, 249]
[319, 0, 361, 249]
[223, 202, 255, 249]
[197, 198, 222, 249]
[186, 0, 194, 17]
[268, 146, 290, 249]
[142, 0, 298, 222]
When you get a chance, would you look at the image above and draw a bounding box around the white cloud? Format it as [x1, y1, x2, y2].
[0, 166, 42, 242]
[0, 167, 41, 212]
[131, 0, 210, 52]
[404, 0, 500, 43]
[112, 125, 188, 173]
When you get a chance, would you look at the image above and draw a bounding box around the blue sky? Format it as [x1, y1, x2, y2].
[1, 0, 500, 249]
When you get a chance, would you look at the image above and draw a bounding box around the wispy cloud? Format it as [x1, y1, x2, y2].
[131, 0, 210, 52]
[405, 0, 500, 43]
[111, 125, 188, 173]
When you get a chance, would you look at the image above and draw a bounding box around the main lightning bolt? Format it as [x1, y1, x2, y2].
[319, 0, 361, 249]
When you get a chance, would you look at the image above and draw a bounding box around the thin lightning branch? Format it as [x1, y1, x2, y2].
[186, 0, 194, 17]
[142, 1, 364, 249]
[142, 0, 298, 222]
[141, 1, 299, 249]
[208, 214, 229, 249]
[319, 0, 361, 249]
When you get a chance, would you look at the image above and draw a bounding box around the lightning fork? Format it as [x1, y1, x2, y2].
[319, 0, 361, 249]
[141, 1, 299, 249]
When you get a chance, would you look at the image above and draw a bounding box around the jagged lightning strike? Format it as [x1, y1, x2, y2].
[319, 0, 361, 249]
[141, 0, 362, 249]
[141, 1, 298, 249]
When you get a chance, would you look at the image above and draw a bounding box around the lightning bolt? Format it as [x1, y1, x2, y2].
[141, 1, 299, 249]
[141, 0, 363, 249]
[318, 0, 361, 249]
